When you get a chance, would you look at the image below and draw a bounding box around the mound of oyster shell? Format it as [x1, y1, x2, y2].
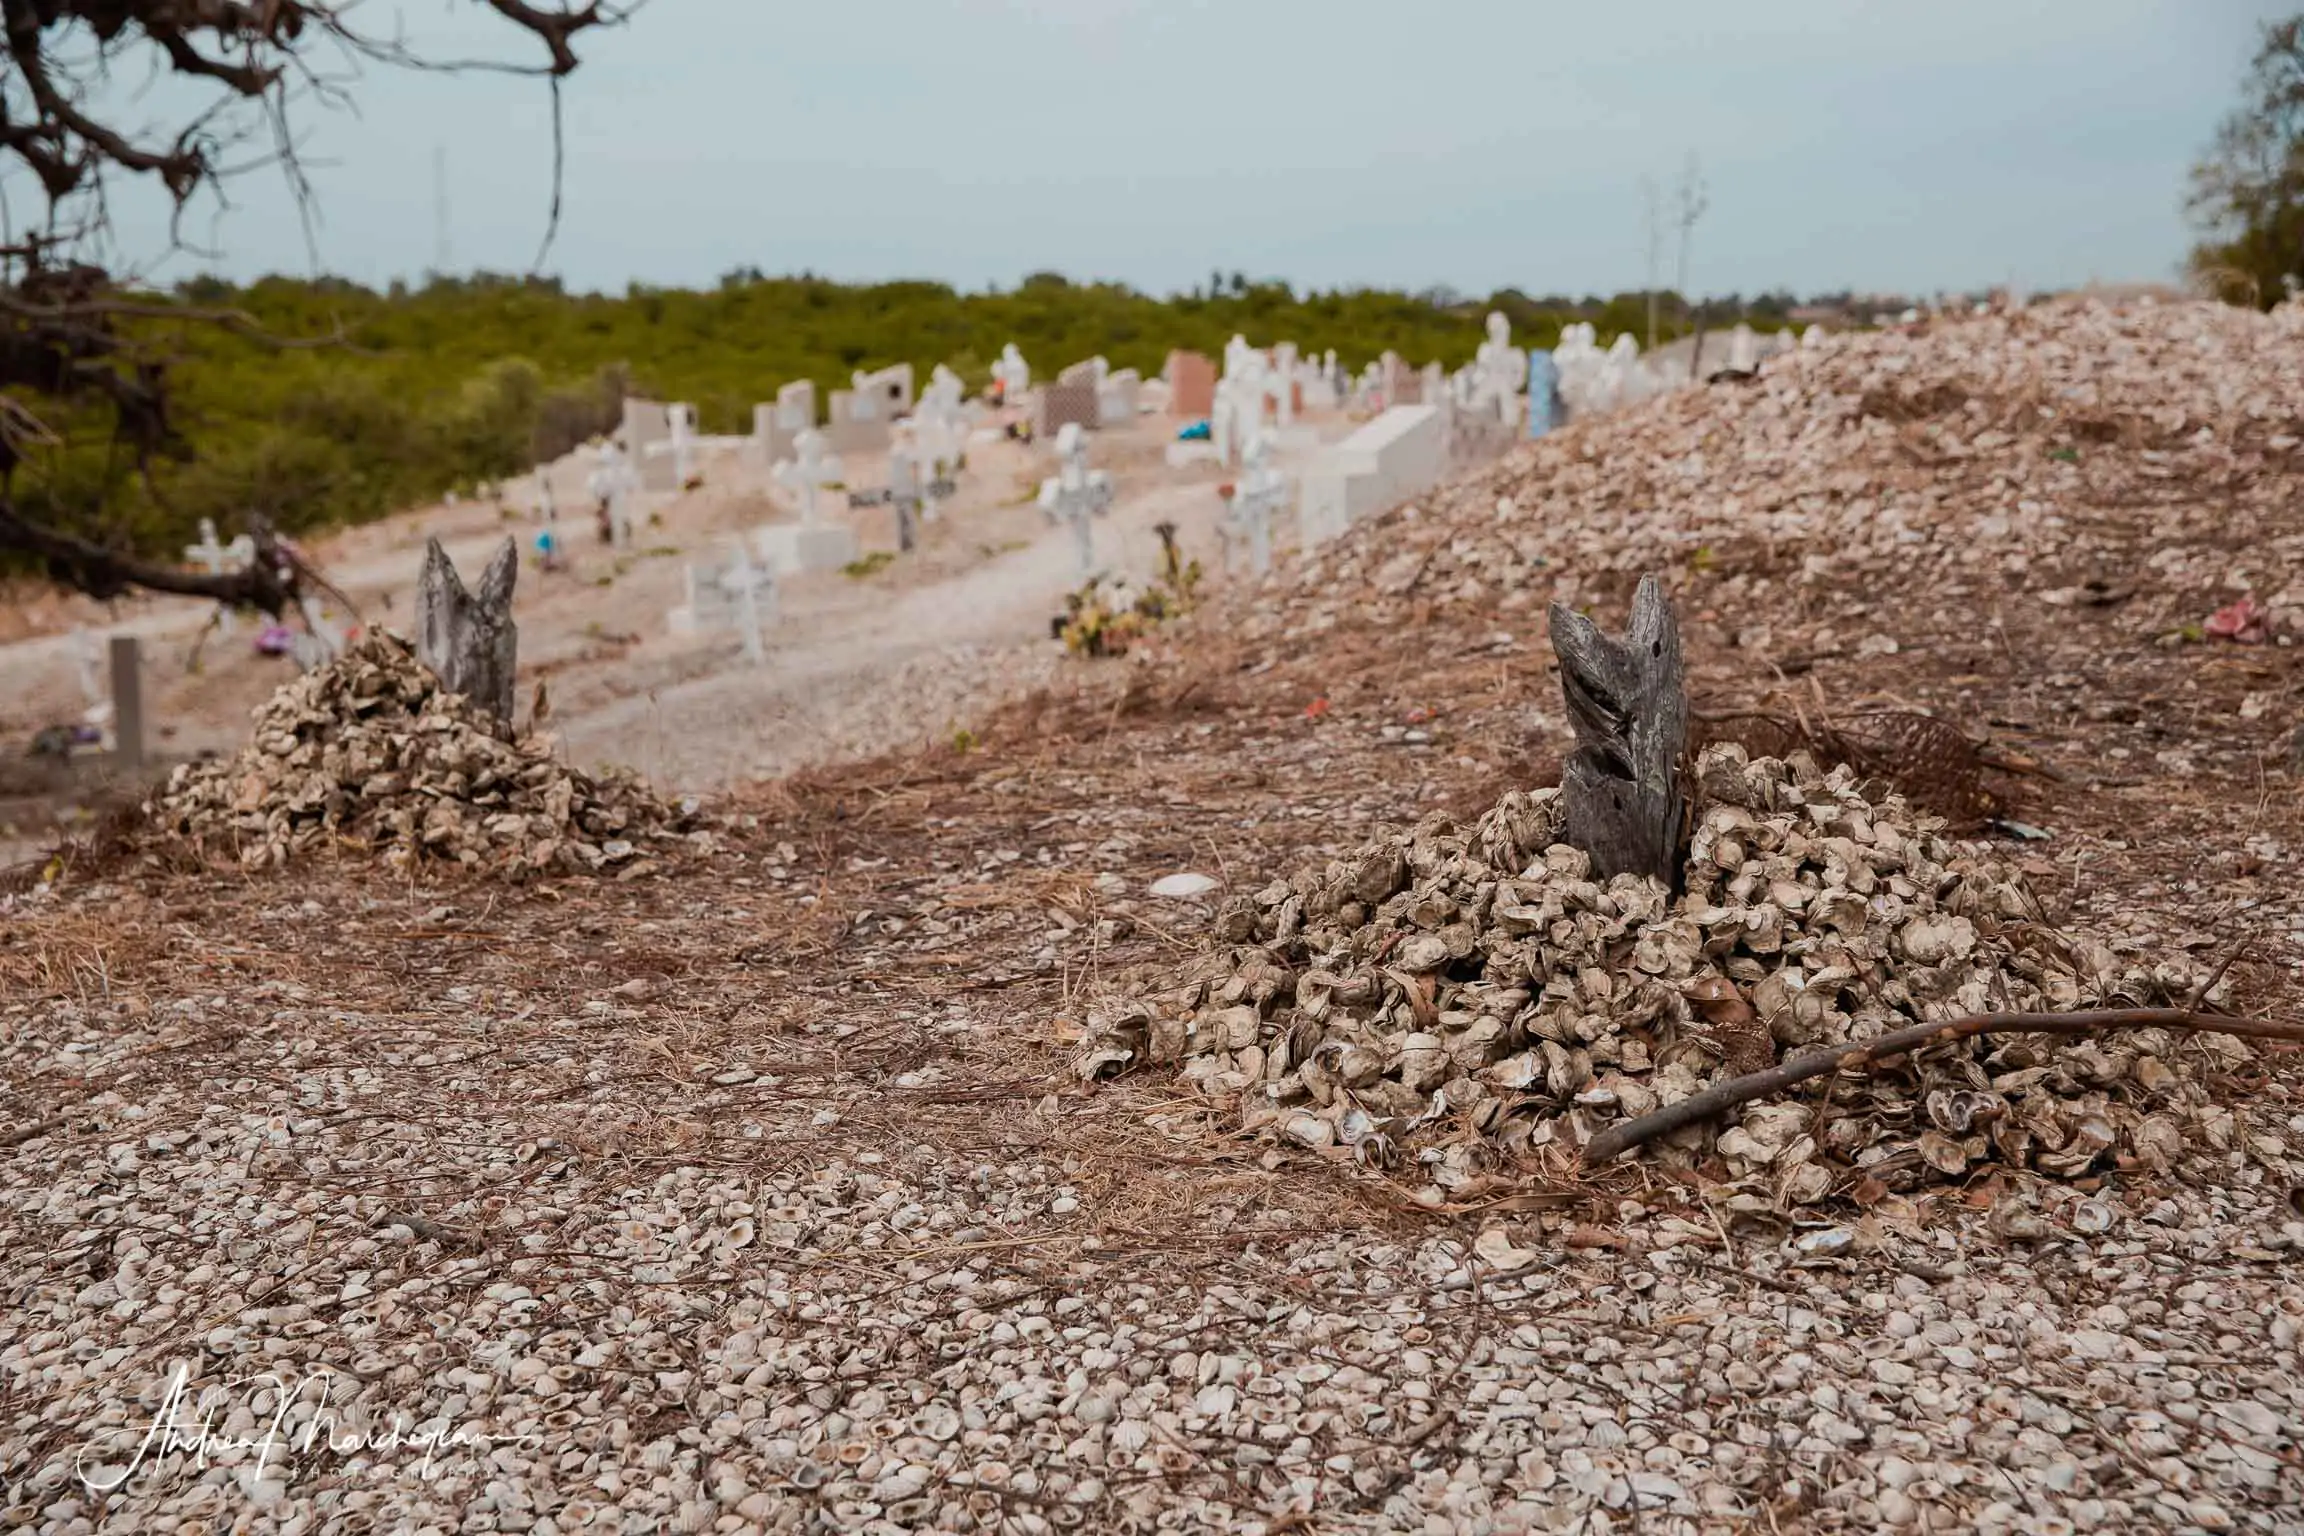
[1084, 745, 2253, 1205]
[147, 631, 689, 877]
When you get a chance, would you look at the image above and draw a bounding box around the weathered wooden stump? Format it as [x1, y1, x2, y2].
[1548, 573, 1688, 886]
[415, 536, 519, 729]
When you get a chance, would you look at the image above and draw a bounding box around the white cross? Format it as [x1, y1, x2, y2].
[1037, 423, 1113, 577]
[1229, 430, 1288, 576]
[183, 518, 255, 635]
[773, 431, 845, 527]
[591, 442, 640, 547]
[994, 344, 1031, 402]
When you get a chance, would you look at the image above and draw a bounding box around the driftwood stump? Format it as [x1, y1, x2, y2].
[415, 536, 519, 729]
[1548, 573, 1688, 886]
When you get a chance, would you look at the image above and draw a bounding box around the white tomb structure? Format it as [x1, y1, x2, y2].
[1473, 312, 1527, 423]
[762, 429, 857, 573]
[667, 536, 774, 664]
[993, 344, 1031, 403]
[1298, 404, 1446, 545]
[1227, 428, 1288, 576]
[1097, 368, 1141, 426]
[1037, 423, 1114, 577]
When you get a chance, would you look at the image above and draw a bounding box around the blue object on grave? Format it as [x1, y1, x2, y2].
[1527, 351, 1559, 439]
[1177, 420, 1211, 441]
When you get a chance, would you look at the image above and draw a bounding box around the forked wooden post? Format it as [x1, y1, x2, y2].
[1548, 573, 1688, 886]
[415, 536, 519, 729]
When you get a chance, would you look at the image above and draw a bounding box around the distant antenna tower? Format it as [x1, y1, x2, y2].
[432, 146, 451, 277]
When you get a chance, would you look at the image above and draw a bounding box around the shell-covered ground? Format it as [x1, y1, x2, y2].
[2, 298, 2299, 1533]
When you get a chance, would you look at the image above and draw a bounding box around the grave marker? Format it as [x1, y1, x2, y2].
[762, 430, 858, 573]
[670, 537, 774, 665]
[1228, 429, 1287, 576]
[1166, 351, 1216, 418]
[182, 518, 256, 635]
[993, 344, 1031, 404]
[108, 636, 144, 769]
[1527, 350, 1560, 438]
[1038, 423, 1114, 577]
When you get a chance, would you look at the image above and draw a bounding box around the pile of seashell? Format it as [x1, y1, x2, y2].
[1082, 745, 2247, 1206]
[146, 631, 691, 876]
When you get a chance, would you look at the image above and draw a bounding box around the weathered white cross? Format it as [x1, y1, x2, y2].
[688, 536, 773, 665]
[1229, 430, 1287, 577]
[1038, 423, 1114, 577]
[773, 430, 845, 527]
[183, 518, 256, 635]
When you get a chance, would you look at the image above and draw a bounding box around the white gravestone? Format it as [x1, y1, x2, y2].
[183, 518, 255, 635]
[1037, 422, 1114, 577]
[1228, 429, 1288, 576]
[1728, 324, 1758, 373]
[1473, 312, 1527, 423]
[590, 442, 640, 548]
[761, 429, 857, 573]
[1299, 404, 1446, 545]
[668, 536, 774, 664]
[993, 344, 1031, 404]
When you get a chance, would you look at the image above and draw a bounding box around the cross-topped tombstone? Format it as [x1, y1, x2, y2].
[1527, 350, 1560, 438]
[589, 442, 640, 548]
[183, 518, 255, 635]
[1038, 423, 1114, 577]
[1228, 428, 1287, 576]
[678, 537, 774, 665]
[1474, 311, 1527, 423]
[993, 344, 1031, 405]
[772, 430, 845, 527]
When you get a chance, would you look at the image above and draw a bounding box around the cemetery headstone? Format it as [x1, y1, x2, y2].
[827, 387, 893, 454]
[182, 518, 255, 635]
[993, 344, 1031, 404]
[624, 398, 676, 492]
[1166, 351, 1216, 418]
[762, 430, 857, 573]
[1036, 379, 1100, 437]
[853, 362, 915, 418]
[1527, 350, 1560, 438]
[1037, 422, 1114, 577]
[1474, 311, 1528, 422]
[1229, 429, 1287, 576]
[670, 537, 774, 665]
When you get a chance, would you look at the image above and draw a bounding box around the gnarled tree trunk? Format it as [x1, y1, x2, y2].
[416, 536, 519, 730]
[1548, 573, 1688, 886]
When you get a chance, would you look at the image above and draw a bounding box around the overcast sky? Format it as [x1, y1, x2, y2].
[89, 0, 2289, 300]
